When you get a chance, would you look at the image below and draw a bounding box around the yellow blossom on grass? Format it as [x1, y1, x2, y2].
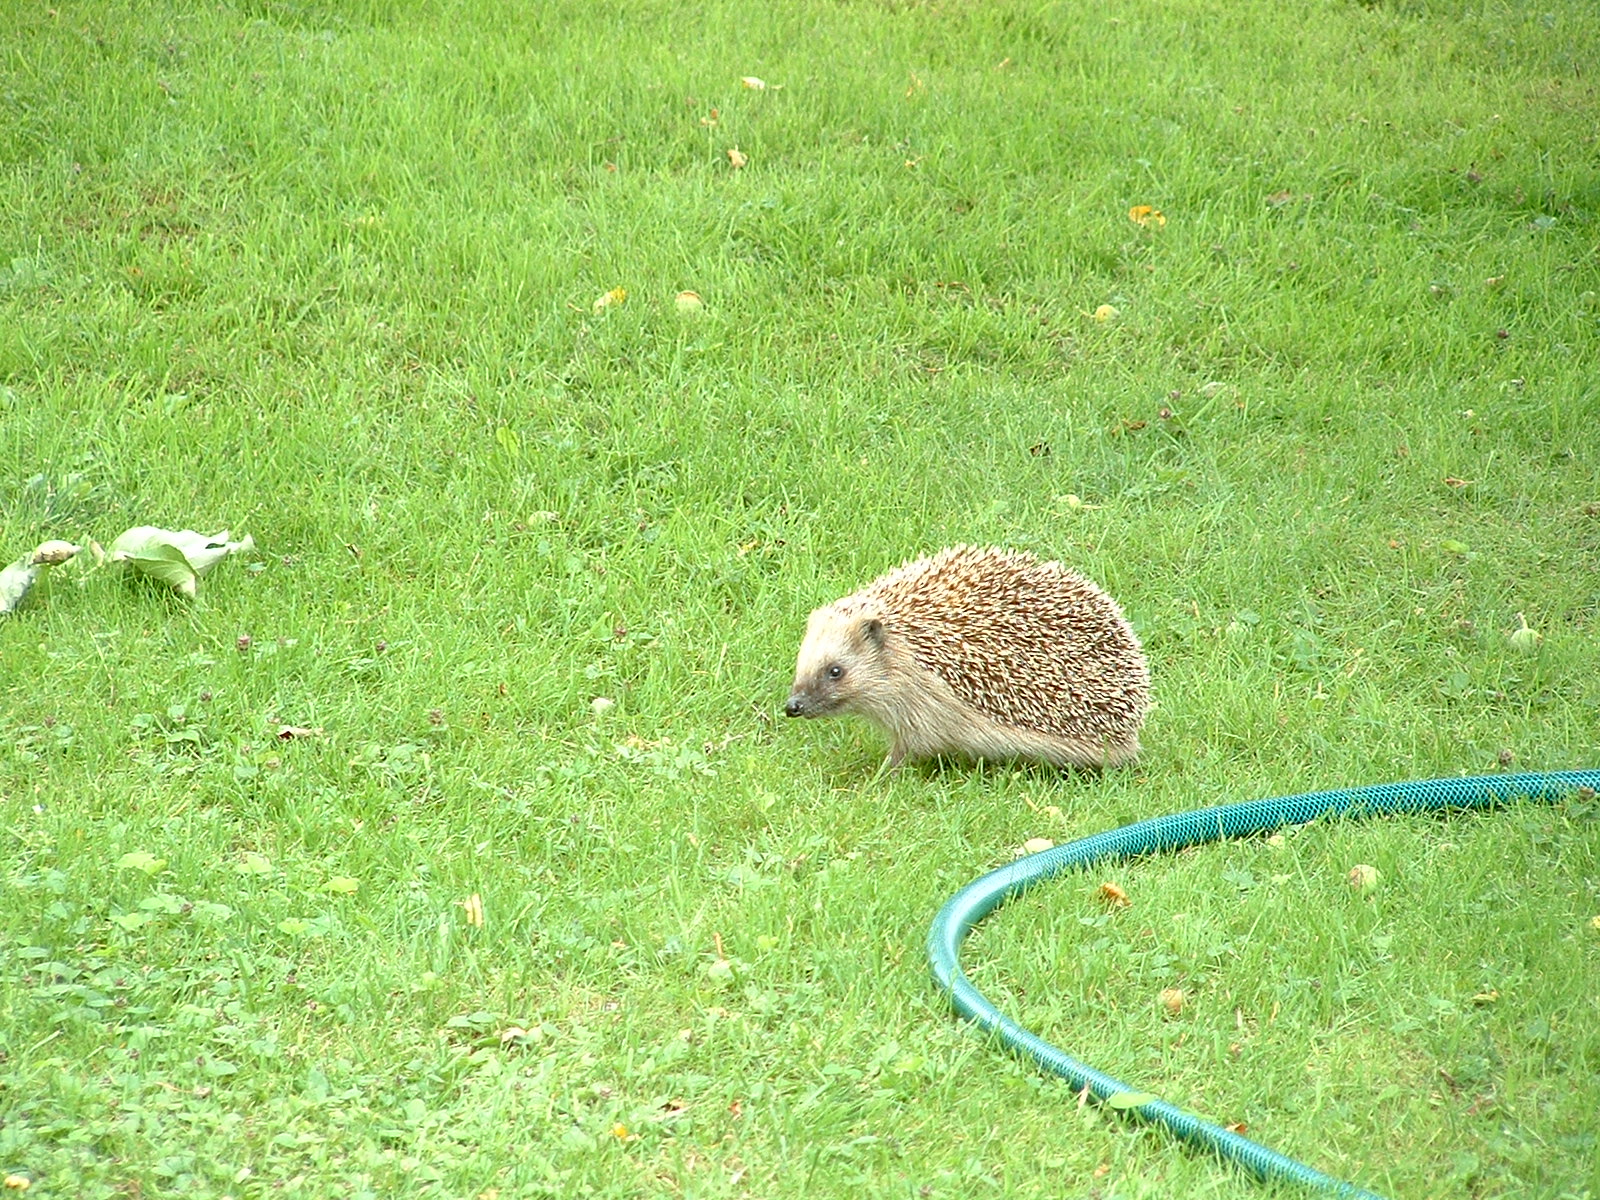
[1129, 205, 1166, 227]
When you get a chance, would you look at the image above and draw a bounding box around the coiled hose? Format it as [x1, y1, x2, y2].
[927, 770, 1600, 1199]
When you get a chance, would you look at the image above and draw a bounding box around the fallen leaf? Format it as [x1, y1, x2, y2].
[1099, 881, 1131, 908]
[1016, 836, 1054, 856]
[1507, 613, 1541, 653]
[276, 724, 323, 740]
[1128, 205, 1166, 227]
[1105, 1090, 1158, 1110]
[739, 75, 766, 90]
[1265, 190, 1296, 206]
[119, 851, 168, 875]
[674, 290, 704, 313]
[107, 527, 253, 599]
[1159, 987, 1186, 1016]
[726, 147, 748, 169]
[0, 539, 85, 615]
[323, 876, 359, 895]
[1443, 476, 1470, 488]
[1225, 1121, 1249, 1135]
[592, 286, 627, 313]
[31, 540, 80, 566]
[460, 893, 485, 927]
[3, 1174, 31, 1191]
[1347, 864, 1380, 895]
[1092, 303, 1120, 323]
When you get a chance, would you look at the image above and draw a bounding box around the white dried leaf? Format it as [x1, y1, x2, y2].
[2, 540, 84, 615]
[107, 527, 254, 598]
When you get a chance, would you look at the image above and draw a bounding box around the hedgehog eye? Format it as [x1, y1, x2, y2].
[826, 663, 844, 680]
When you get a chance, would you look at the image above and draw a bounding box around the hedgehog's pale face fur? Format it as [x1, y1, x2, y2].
[786, 602, 895, 723]
[785, 546, 1150, 769]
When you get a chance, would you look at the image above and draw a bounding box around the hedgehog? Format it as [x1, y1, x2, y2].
[784, 545, 1149, 769]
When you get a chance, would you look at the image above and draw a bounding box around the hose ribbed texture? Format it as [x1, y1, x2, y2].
[927, 770, 1600, 1200]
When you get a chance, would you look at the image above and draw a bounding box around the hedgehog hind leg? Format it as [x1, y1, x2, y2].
[1022, 726, 1139, 770]
[1098, 733, 1141, 768]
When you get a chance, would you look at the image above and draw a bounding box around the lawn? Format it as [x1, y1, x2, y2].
[2, 1, 1598, 1197]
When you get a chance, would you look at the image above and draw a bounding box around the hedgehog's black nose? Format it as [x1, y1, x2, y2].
[784, 694, 805, 718]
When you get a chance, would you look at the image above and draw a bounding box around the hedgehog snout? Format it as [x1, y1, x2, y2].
[784, 691, 808, 718]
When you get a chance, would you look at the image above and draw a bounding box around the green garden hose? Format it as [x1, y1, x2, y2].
[927, 770, 1600, 1199]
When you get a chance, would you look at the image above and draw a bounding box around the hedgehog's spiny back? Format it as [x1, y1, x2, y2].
[852, 545, 1147, 744]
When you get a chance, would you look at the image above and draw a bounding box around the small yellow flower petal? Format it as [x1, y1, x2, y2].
[1128, 205, 1167, 228]
[726, 147, 748, 169]
[592, 286, 627, 313]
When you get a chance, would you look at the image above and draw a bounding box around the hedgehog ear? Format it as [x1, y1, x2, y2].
[860, 617, 885, 647]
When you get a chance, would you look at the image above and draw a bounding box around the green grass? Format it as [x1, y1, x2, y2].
[3, 0, 1599, 1196]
